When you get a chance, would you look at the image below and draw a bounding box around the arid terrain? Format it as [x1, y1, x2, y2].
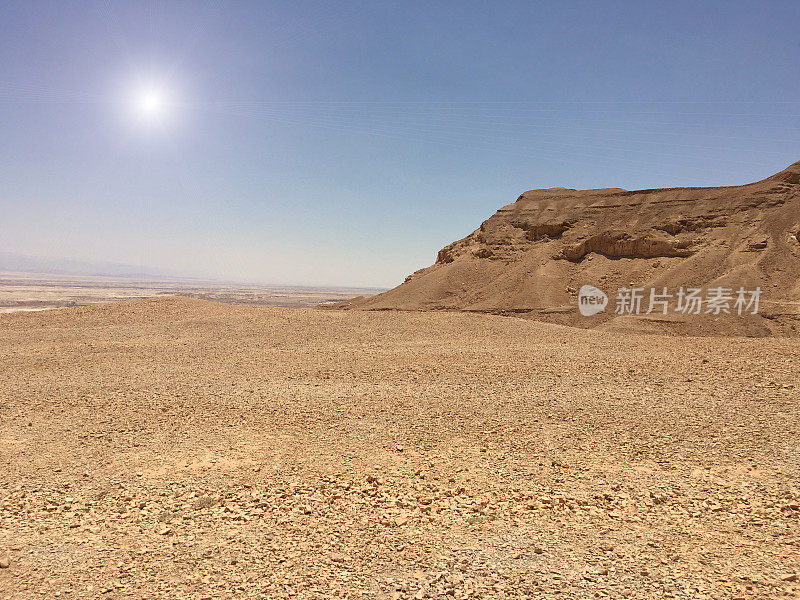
[0, 272, 383, 312]
[337, 160, 800, 337]
[1, 297, 798, 599]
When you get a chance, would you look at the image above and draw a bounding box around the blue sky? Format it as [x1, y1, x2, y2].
[2, 1, 799, 287]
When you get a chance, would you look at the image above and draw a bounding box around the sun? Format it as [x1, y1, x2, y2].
[134, 88, 169, 120]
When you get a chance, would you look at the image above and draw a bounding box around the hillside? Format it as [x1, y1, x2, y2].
[334, 161, 800, 336]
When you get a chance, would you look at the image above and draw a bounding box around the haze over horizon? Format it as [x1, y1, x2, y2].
[3, 1, 800, 287]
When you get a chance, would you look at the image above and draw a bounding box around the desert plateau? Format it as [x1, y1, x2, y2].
[337, 161, 800, 337]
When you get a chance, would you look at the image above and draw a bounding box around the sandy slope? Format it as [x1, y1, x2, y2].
[0, 297, 798, 599]
[336, 161, 800, 336]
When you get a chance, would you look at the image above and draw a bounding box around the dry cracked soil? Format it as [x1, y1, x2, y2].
[1, 297, 798, 599]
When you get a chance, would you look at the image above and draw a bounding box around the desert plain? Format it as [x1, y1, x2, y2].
[0, 271, 384, 313]
[0, 296, 798, 599]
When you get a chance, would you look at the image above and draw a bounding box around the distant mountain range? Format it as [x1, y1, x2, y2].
[0, 251, 193, 280]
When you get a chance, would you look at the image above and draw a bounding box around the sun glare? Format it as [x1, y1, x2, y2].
[136, 89, 167, 118]
[120, 78, 180, 135]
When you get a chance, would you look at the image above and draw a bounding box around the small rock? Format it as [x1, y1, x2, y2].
[0, 555, 10, 569]
[781, 573, 798, 582]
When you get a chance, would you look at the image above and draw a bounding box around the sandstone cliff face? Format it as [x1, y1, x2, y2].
[336, 161, 800, 336]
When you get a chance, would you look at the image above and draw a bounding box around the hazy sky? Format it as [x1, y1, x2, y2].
[2, 1, 799, 287]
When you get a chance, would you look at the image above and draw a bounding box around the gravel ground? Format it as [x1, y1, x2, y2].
[1, 297, 798, 599]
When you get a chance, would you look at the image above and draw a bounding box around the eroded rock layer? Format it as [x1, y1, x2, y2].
[335, 161, 800, 336]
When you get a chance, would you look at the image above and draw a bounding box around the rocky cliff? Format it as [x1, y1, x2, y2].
[333, 161, 800, 336]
